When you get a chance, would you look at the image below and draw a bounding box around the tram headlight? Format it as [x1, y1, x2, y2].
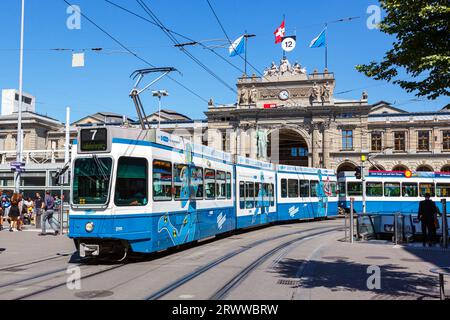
[85, 222, 94, 233]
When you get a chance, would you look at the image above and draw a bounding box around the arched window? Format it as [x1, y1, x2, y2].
[337, 162, 357, 174]
[392, 165, 409, 172]
[369, 165, 385, 171]
[440, 165, 450, 173]
[416, 165, 434, 172]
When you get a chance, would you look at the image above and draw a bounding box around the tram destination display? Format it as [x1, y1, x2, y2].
[80, 128, 108, 152]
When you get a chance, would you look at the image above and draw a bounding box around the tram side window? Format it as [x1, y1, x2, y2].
[239, 181, 245, 209]
[384, 182, 400, 197]
[173, 164, 188, 201]
[310, 180, 319, 197]
[226, 173, 232, 199]
[300, 180, 310, 197]
[262, 183, 270, 205]
[402, 183, 418, 197]
[288, 179, 299, 198]
[153, 160, 172, 201]
[329, 182, 337, 197]
[419, 183, 435, 197]
[366, 182, 383, 197]
[205, 169, 216, 199]
[246, 182, 255, 209]
[338, 182, 346, 196]
[281, 179, 287, 198]
[256, 183, 262, 207]
[115, 157, 148, 206]
[347, 182, 362, 196]
[270, 183, 275, 206]
[436, 183, 450, 198]
[216, 171, 226, 199]
[192, 167, 204, 199]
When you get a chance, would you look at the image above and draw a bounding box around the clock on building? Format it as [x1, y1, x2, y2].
[279, 90, 290, 101]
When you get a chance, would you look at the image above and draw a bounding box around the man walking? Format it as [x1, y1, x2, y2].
[39, 191, 60, 236]
[34, 192, 43, 229]
[418, 193, 438, 247]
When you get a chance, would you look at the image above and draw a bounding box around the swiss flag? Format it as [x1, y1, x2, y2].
[274, 20, 285, 44]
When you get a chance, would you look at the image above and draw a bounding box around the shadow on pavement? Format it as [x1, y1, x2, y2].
[272, 258, 439, 299]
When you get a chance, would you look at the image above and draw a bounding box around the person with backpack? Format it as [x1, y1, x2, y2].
[38, 191, 60, 236]
[418, 193, 440, 247]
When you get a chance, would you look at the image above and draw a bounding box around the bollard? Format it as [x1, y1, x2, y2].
[350, 198, 354, 243]
[344, 211, 348, 242]
[442, 199, 448, 249]
[393, 212, 398, 245]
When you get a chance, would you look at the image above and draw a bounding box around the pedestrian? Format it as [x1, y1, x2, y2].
[8, 193, 21, 232]
[0, 189, 4, 231]
[34, 192, 43, 228]
[418, 193, 439, 247]
[17, 193, 25, 231]
[2, 192, 11, 229]
[38, 190, 60, 236]
[23, 197, 33, 225]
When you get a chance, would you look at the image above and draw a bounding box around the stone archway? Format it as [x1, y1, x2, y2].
[392, 165, 409, 172]
[267, 128, 310, 167]
[336, 161, 358, 174]
[416, 164, 434, 172]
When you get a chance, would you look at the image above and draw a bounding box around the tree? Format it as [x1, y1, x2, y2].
[356, 0, 449, 100]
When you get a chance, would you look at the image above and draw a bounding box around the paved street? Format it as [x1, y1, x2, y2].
[1, 219, 449, 300]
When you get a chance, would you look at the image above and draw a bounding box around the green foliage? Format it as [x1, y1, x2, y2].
[356, 0, 450, 99]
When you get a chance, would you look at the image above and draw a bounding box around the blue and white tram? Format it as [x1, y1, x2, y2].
[338, 170, 450, 235]
[277, 165, 338, 221]
[69, 126, 338, 258]
[235, 156, 277, 229]
[338, 170, 450, 214]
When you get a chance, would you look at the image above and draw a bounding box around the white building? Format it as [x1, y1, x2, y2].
[1, 89, 36, 115]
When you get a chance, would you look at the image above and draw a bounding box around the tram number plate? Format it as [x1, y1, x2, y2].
[80, 128, 108, 152]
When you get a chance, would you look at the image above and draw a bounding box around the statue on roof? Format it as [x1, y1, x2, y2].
[292, 61, 306, 75]
[279, 57, 291, 75]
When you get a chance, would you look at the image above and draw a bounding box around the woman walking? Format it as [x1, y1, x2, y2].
[8, 193, 21, 232]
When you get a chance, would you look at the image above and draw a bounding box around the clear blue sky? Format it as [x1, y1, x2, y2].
[0, 0, 448, 122]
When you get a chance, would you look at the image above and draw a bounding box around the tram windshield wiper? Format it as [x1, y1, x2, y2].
[92, 155, 110, 181]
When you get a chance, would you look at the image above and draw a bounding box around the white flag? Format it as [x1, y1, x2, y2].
[72, 52, 85, 67]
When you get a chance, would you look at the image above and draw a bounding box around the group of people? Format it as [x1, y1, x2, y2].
[0, 190, 61, 235]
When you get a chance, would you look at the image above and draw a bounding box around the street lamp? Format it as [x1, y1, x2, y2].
[152, 90, 169, 134]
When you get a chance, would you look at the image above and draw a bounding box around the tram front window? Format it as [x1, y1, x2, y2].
[73, 157, 112, 205]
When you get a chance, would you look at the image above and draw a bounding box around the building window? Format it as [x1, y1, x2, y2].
[342, 130, 353, 150]
[394, 132, 406, 152]
[443, 131, 450, 151]
[371, 132, 382, 152]
[221, 131, 229, 152]
[418, 131, 430, 151]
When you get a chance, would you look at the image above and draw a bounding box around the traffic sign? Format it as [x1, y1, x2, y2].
[10, 161, 25, 167]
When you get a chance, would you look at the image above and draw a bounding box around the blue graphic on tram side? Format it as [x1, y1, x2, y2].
[316, 169, 329, 217]
[157, 143, 198, 245]
[252, 171, 270, 224]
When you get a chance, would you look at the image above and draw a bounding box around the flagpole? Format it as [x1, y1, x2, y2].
[244, 30, 248, 76]
[282, 14, 286, 60]
[325, 23, 328, 69]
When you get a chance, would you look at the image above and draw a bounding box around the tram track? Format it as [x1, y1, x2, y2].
[146, 225, 342, 300]
[210, 227, 340, 300]
[11, 263, 128, 300]
[0, 252, 74, 272]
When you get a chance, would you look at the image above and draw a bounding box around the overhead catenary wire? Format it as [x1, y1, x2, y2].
[134, 0, 237, 94]
[61, 0, 209, 104]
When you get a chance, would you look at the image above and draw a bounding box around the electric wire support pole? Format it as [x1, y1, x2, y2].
[361, 155, 367, 214]
[129, 68, 178, 130]
[14, 0, 25, 194]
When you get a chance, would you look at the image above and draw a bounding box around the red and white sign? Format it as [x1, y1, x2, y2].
[274, 20, 285, 44]
[263, 103, 277, 109]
